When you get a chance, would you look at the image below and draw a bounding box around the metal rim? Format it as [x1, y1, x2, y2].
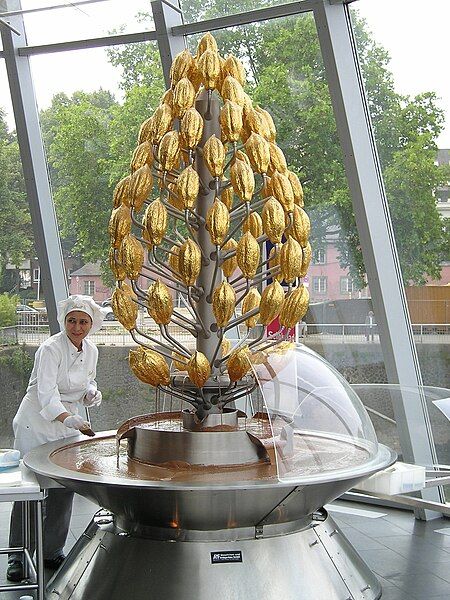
[24, 431, 397, 492]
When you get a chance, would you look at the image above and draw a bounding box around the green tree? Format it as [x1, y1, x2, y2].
[0, 293, 18, 327]
[0, 110, 33, 289]
[40, 91, 117, 266]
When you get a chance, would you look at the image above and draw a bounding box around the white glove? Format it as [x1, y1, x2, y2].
[84, 387, 102, 408]
[63, 414, 90, 431]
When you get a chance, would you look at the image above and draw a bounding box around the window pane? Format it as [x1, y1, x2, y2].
[19, 0, 155, 46]
[352, 0, 449, 391]
[180, 0, 311, 23]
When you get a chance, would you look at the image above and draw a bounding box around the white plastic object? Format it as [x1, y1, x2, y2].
[355, 462, 426, 495]
[0, 449, 20, 470]
[20, 596, 34, 600]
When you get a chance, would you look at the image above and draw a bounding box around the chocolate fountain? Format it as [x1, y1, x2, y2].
[25, 34, 395, 600]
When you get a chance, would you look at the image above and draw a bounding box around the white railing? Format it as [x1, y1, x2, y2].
[1, 322, 448, 347]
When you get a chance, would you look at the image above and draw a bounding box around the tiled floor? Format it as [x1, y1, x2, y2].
[1, 496, 450, 599]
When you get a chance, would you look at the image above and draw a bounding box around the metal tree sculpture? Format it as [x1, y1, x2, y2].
[108, 33, 311, 419]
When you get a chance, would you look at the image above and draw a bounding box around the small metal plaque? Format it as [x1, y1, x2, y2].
[211, 551, 243, 564]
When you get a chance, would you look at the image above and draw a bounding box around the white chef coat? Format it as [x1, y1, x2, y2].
[13, 331, 98, 455]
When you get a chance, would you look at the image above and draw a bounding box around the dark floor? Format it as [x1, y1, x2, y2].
[1, 496, 450, 599]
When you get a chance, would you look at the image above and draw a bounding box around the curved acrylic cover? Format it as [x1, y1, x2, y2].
[248, 342, 380, 482]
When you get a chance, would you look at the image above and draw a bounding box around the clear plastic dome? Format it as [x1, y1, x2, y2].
[246, 342, 380, 482]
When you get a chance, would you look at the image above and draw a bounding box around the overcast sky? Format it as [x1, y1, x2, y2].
[1, 0, 449, 147]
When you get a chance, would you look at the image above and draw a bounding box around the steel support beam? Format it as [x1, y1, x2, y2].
[0, 0, 68, 333]
[151, 0, 185, 88]
[313, 0, 442, 517]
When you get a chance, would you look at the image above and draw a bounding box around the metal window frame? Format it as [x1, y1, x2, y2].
[0, 0, 443, 515]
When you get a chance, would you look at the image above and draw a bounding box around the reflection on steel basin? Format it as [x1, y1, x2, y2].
[24, 431, 395, 533]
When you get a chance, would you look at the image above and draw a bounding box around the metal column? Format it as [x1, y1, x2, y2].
[313, 0, 442, 514]
[151, 0, 186, 87]
[0, 0, 68, 333]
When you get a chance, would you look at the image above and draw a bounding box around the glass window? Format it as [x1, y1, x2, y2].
[33, 267, 40, 282]
[84, 280, 95, 296]
[312, 276, 327, 294]
[340, 276, 354, 294]
[20, 0, 155, 46]
[313, 248, 326, 264]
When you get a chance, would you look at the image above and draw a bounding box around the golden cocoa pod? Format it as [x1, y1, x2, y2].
[176, 165, 200, 209]
[188, 60, 203, 91]
[287, 170, 304, 207]
[245, 107, 270, 138]
[111, 285, 138, 330]
[168, 244, 180, 275]
[222, 54, 246, 86]
[109, 205, 132, 249]
[113, 175, 131, 208]
[172, 351, 188, 371]
[220, 100, 243, 143]
[279, 285, 309, 328]
[236, 231, 260, 279]
[262, 175, 272, 198]
[269, 143, 288, 174]
[206, 199, 230, 245]
[300, 242, 312, 278]
[170, 49, 194, 86]
[280, 237, 302, 283]
[286, 205, 310, 247]
[268, 243, 283, 282]
[271, 171, 294, 213]
[243, 212, 263, 239]
[227, 346, 251, 382]
[167, 183, 184, 211]
[161, 88, 174, 108]
[180, 107, 204, 149]
[179, 238, 202, 286]
[187, 351, 211, 388]
[138, 116, 153, 145]
[196, 32, 218, 57]
[234, 149, 250, 166]
[221, 338, 231, 357]
[158, 130, 180, 172]
[151, 103, 173, 145]
[129, 164, 153, 212]
[142, 199, 167, 246]
[147, 279, 173, 325]
[242, 288, 261, 328]
[118, 234, 144, 281]
[259, 280, 284, 325]
[244, 133, 270, 174]
[221, 76, 245, 107]
[221, 238, 238, 278]
[256, 107, 276, 142]
[198, 49, 221, 90]
[262, 196, 285, 244]
[109, 247, 126, 281]
[131, 141, 153, 173]
[129, 347, 170, 387]
[172, 77, 195, 117]
[212, 281, 236, 328]
[230, 158, 255, 202]
[221, 184, 233, 211]
[203, 134, 226, 178]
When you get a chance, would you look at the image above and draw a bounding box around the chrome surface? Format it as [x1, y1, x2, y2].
[46, 512, 381, 600]
[182, 407, 239, 430]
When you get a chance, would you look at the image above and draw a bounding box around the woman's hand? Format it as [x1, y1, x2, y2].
[84, 386, 102, 407]
[63, 414, 91, 431]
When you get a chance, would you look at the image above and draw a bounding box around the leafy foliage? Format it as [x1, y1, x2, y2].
[0, 293, 18, 327]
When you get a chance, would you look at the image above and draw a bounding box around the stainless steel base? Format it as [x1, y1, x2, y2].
[46, 511, 380, 600]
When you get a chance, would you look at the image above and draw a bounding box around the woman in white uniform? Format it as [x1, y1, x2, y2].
[7, 295, 106, 583]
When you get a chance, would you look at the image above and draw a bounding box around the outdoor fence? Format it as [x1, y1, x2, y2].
[1, 321, 448, 347]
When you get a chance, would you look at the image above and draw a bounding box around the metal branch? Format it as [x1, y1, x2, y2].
[235, 280, 250, 306]
[207, 245, 221, 300]
[161, 324, 191, 357]
[220, 212, 248, 248]
[130, 329, 178, 362]
[171, 316, 198, 337]
[224, 306, 259, 332]
[187, 288, 210, 337]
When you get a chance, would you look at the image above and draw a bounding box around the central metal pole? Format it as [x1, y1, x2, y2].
[194, 90, 222, 372]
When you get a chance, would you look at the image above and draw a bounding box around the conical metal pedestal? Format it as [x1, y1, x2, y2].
[47, 510, 380, 600]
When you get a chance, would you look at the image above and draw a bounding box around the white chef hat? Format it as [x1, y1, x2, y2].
[57, 295, 107, 335]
